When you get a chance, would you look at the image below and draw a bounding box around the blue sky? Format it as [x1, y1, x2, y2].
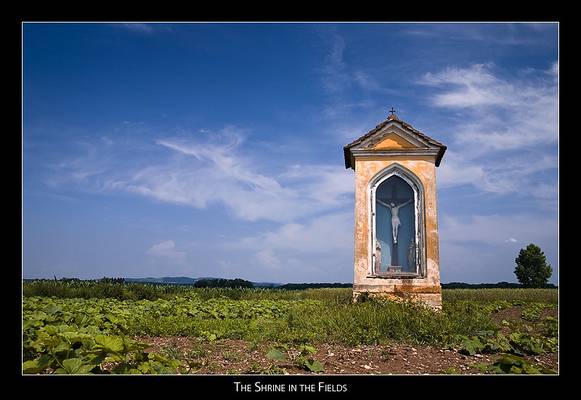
[23, 22, 558, 284]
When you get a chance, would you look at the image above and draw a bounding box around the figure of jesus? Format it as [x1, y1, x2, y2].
[377, 198, 413, 244]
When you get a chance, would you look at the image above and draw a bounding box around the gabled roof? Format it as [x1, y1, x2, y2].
[343, 114, 447, 169]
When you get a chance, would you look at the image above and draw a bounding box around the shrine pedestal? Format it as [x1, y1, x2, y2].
[352, 281, 442, 309]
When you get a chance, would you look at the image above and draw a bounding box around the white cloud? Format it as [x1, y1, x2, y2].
[421, 63, 557, 203]
[238, 212, 353, 254]
[101, 136, 114, 146]
[125, 139, 352, 222]
[551, 61, 558, 76]
[319, 33, 349, 93]
[401, 24, 554, 47]
[52, 126, 354, 224]
[437, 150, 487, 189]
[439, 214, 557, 283]
[146, 240, 186, 263]
[226, 212, 354, 282]
[421, 64, 505, 108]
[353, 71, 382, 91]
[253, 249, 283, 270]
[438, 150, 558, 198]
[440, 214, 556, 246]
[119, 23, 155, 34]
[421, 63, 557, 151]
[319, 32, 388, 95]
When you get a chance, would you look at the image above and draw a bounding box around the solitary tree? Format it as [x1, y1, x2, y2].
[514, 243, 552, 288]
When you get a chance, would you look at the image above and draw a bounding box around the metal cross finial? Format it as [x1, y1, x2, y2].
[389, 107, 396, 116]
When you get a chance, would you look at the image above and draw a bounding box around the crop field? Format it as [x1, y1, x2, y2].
[22, 281, 558, 375]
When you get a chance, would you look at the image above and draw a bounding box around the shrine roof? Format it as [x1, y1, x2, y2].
[343, 114, 447, 169]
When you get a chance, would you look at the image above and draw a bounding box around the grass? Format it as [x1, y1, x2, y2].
[23, 280, 557, 304]
[23, 294, 499, 347]
[276, 299, 499, 346]
[22, 280, 353, 302]
[22, 281, 558, 348]
[442, 288, 557, 304]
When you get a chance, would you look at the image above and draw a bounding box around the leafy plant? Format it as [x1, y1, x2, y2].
[458, 336, 486, 356]
[23, 287, 557, 374]
[294, 345, 324, 373]
[266, 348, 286, 361]
[522, 303, 549, 321]
[486, 354, 556, 374]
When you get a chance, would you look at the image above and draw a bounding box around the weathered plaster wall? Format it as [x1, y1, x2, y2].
[352, 155, 442, 308]
[374, 133, 416, 149]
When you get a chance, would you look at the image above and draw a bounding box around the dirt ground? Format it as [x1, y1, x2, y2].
[136, 336, 557, 375]
[134, 306, 558, 375]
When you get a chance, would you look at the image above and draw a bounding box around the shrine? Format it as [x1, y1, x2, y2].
[344, 109, 447, 308]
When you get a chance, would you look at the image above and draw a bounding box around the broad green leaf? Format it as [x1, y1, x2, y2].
[62, 358, 95, 374]
[300, 345, 317, 355]
[460, 337, 484, 356]
[52, 341, 72, 353]
[94, 335, 125, 353]
[304, 359, 324, 373]
[61, 331, 92, 344]
[44, 304, 62, 315]
[266, 348, 286, 361]
[23, 357, 50, 374]
[509, 366, 522, 374]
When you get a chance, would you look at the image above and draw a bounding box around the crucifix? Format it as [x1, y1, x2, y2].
[377, 182, 413, 267]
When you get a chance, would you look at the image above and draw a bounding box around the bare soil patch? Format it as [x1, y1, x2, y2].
[134, 336, 557, 375]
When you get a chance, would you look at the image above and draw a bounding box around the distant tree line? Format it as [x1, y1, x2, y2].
[275, 283, 353, 290]
[193, 278, 254, 288]
[442, 282, 557, 289]
[24, 275, 556, 290]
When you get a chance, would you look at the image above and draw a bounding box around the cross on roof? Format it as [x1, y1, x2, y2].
[389, 107, 396, 116]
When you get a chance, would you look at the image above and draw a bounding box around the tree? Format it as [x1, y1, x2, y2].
[514, 244, 552, 288]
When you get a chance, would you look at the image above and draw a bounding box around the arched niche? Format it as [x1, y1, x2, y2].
[369, 164, 426, 277]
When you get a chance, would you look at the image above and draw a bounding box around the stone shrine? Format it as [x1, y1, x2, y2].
[344, 110, 447, 308]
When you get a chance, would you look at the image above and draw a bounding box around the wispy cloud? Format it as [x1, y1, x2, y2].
[318, 32, 391, 96]
[439, 213, 557, 283]
[116, 23, 174, 35]
[49, 126, 354, 224]
[420, 63, 557, 151]
[119, 23, 156, 34]
[146, 240, 186, 263]
[440, 214, 556, 246]
[315, 30, 398, 146]
[320, 32, 350, 93]
[228, 212, 354, 281]
[401, 24, 556, 47]
[438, 150, 558, 199]
[421, 63, 557, 203]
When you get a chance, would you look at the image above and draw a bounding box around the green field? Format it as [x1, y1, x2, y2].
[22, 281, 558, 375]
